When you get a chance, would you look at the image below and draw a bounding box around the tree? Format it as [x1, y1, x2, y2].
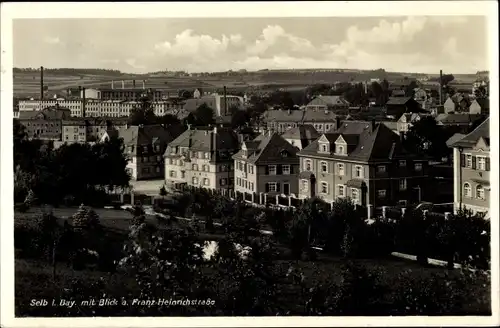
[404, 81, 419, 97]
[193, 103, 215, 126]
[159, 186, 167, 199]
[72, 204, 100, 230]
[157, 114, 181, 126]
[230, 109, 250, 130]
[403, 116, 450, 160]
[128, 98, 157, 125]
[441, 74, 455, 86]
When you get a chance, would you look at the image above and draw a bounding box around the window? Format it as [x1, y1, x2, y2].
[476, 185, 485, 200]
[414, 163, 423, 171]
[399, 178, 407, 191]
[220, 178, 227, 186]
[156, 156, 161, 162]
[477, 157, 486, 170]
[143, 157, 148, 163]
[268, 182, 277, 192]
[464, 183, 471, 198]
[282, 165, 291, 175]
[143, 146, 148, 153]
[301, 179, 309, 192]
[142, 167, 150, 174]
[319, 143, 329, 153]
[203, 178, 210, 186]
[249, 165, 254, 174]
[354, 166, 363, 178]
[320, 182, 329, 194]
[377, 165, 386, 173]
[169, 170, 176, 178]
[192, 164, 198, 171]
[204, 152, 210, 159]
[202, 165, 209, 172]
[268, 165, 277, 175]
[304, 159, 312, 171]
[250, 182, 254, 191]
[377, 190, 387, 198]
[337, 185, 345, 197]
[156, 167, 161, 173]
[192, 177, 199, 185]
[336, 145, 345, 155]
[337, 163, 345, 176]
[351, 188, 359, 203]
[466, 155, 472, 168]
[320, 161, 328, 173]
[236, 177, 241, 186]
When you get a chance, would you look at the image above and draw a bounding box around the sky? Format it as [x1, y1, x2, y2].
[13, 16, 488, 74]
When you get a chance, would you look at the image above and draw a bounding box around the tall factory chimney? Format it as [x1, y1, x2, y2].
[133, 80, 136, 88]
[122, 80, 125, 89]
[111, 80, 115, 89]
[40, 66, 44, 100]
[223, 85, 227, 116]
[142, 80, 146, 90]
[82, 87, 86, 118]
[439, 70, 443, 105]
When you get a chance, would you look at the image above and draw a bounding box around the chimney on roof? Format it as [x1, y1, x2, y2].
[142, 80, 146, 90]
[40, 66, 44, 100]
[335, 116, 341, 130]
[122, 81, 125, 89]
[111, 80, 114, 89]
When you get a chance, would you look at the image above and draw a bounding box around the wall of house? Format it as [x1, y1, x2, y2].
[256, 164, 299, 196]
[62, 124, 87, 143]
[22, 119, 62, 140]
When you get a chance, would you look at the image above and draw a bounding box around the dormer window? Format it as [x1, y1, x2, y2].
[280, 150, 289, 157]
[334, 135, 348, 156]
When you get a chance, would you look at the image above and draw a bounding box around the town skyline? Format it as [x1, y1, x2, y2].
[13, 16, 488, 75]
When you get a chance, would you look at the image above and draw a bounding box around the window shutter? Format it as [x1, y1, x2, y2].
[265, 183, 269, 193]
[290, 165, 294, 174]
[460, 154, 465, 167]
[277, 165, 283, 175]
[486, 157, 490, 171]
[265, 166, 269, 175]
[472, 156, 477, 169]
[276, 183, 281, 193]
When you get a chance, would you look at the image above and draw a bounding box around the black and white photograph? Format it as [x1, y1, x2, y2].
[1, 1, 498, 326]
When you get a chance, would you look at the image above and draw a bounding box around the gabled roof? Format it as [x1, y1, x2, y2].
[452, 117, 489, 148]
[436, 113, 483, 124]
[386, 97, 412, 105]
[446, 133, 466, 148]
[281, 125, 320, 141]
[299, 121, 414, 162]
[262, 109, 304, 123]
[307, 96, 350, 106]
[118, 124, 185, 155]
[166, 127, 239, 152]
[472, 98, 489, 110]
[232, 132, 299, 164]
[19, 107, 72, 120]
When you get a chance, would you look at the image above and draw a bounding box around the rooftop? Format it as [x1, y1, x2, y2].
[232, 132, 299, 164]
[451, 117, 490, 148]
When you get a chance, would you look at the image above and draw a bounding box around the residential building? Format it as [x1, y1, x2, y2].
[232, 132, 300, 197]
[297, 120, 430, 209]
[18, 106, 72, 140]
[385, 97, 421, 118]
[118, 124, 185, 180]
[305, 96, 350, 111]
[281, 125, 320, 150]
[262, 108, 341, 134]
[436, 113, 485, 133]
[62, 118, 119, 143]
[395, 112, 432, 135]
[164, 126, 240, 191]
[469, 98, 489, 115]
[18, 99, 83, 117]
[450, 118, 490, 217]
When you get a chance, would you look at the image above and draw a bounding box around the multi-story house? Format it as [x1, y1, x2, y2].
[99, 87, 163, 102]
[305, 96, 350, 111]
[62, 118, 121, 143]
[297, 120, 430, 209]
[118, 124, 185, 180]
[262, 108, 340, 134]
[385, 97, 421, 118]
[164, 126, 240, 191]
[18, 106, 72, 140]
[232, 132, 300, 197]
[183, 93, 243, 116]
[451, 118, 490, 217]
[395, 112, 432, 135]
[18, 99, 83, 117]
[281, 125, 320, 150]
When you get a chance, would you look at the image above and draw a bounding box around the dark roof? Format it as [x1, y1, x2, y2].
[299, 121, 415, 162]
[307, 96, 350, 106]
[473, 98, 489, 110]
[166, 127, 239, 152]
[19, 107, 71, 120]
[436, 113, 483, 124]
[118, 124, 185, 155]
[263, 109, 341, 124]
[452, 117, 489, 148]
[183, 97, 217, 112]
[281, 125, 320, 141]
[446, 133, 466, 148]
[386, 97, 412, 105]
[232, 132, 299, 164]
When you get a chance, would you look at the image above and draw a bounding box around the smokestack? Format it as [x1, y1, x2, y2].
[111, 80, 114, 89]
[133, 80, 136, 88]
[335, 116, 341, 130]
[40, 66, 44, 100]
[122, 80, 125, 89]
[223, 86, 227, 116]
[142, 80, 145, 90]
[439, 70, 443, 105]
[82, 87, 86, 118]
